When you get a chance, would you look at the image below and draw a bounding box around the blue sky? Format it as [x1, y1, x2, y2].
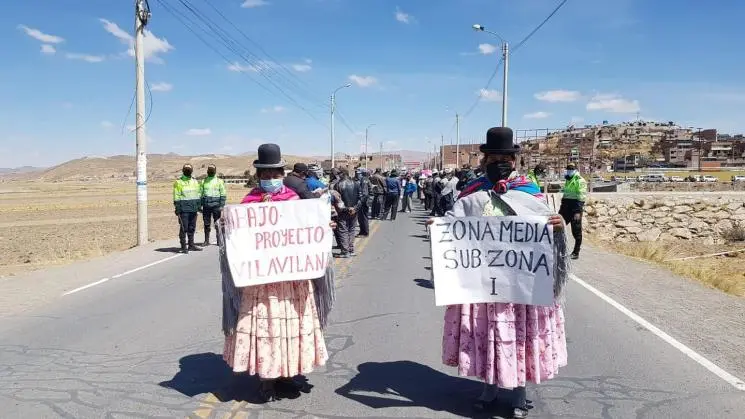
[3, 0, 745, 167]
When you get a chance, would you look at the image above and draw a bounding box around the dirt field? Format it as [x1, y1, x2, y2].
[590, 238, 745, 297]
[0, 181, 249, 278]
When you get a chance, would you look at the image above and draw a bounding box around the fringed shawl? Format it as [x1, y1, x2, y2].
[455, 174, 570, 302]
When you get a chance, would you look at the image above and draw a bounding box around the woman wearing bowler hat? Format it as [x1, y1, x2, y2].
[220, 143, 332, 402]
[431, 127, 570, 418]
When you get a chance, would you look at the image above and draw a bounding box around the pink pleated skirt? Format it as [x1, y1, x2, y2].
[442, 302, 567, 388]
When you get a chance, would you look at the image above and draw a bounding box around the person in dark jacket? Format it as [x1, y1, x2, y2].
[283, 163, 315, 199]
[370, 168, 387, 220]
[356, 169, 371, 236]
[381, 170, 401, 221]
[333, 168, 363, 257]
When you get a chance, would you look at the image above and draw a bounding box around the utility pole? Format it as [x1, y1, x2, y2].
[379, 142, 383, 171]
[501, 42, 509, 127]
[440, 135, 445, 171]
[330, 94, 336, 169]
[134, 0, 150, 246]
[455, 113, 461, 168]
[364, 124, 375, 171]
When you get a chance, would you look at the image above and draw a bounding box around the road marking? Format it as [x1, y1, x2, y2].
[62, 254, 183, 296]
[571, 273, 745, 391]
[191, 219, 382, 418]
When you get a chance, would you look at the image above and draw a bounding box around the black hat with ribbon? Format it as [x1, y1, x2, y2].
[253, 143, 286, 169]
[479, 127, 520, 154]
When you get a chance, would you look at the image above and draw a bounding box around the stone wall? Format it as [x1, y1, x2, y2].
[583, 194, 745, 243]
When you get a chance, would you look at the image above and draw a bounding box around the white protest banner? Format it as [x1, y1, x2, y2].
[430, 215, 554, 307]
[223, 199, 332, 287]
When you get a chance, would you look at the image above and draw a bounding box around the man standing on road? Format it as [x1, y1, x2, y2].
[283, 163, 315, 199]
[439, 168, 459, 215]
[370, 168, 387, 220]
[200, 164, 226, 246]
[173, 164, 202, 254]
[381, 170, 401, 220]
[355, 169, 371, 237]
[559, 162, 587, 259]
[333, 168, 363, 257]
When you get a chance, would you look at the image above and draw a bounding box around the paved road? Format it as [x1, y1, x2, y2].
[1, 203, 744, 418]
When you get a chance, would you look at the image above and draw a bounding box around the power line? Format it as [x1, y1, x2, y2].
[156, 0, 326, 127]
[173, 0, 325, 110]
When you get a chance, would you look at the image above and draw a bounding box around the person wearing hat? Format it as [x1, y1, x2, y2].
[430, 127, 569, 418]
[305, 163, 327, 196]
[284, 162, 315, 199]
[369, 168, 387, 219]
[200, 164, 227, 246]
[559, 162, 587, 259]
[173, 163, 203, 254]
[221, 144, 331, 402]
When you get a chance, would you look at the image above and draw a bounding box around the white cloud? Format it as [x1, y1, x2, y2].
[242, 0, 269, 8]
[570, 116, 585, 125]
[395, 7, 411, 24]
[65, 53, 106, 63]
[18, 25, 64, 44]
[478, 89, 502, 102]
[586, 93, 640, 113]
[348, 74, 378, 88]
[524, 111, 551, 119]
[227, 60, 276, 73]
[40, 44, 56, 55]
[534, 90, 582, 103]
[261, 106, 286, 113]
[151, 82, 173, 92]
[101, 121, 114, 129]
[292, 59, 312, 72]
[185, 128, 212, 136]
[478, 43, 498, 55]
[100, 18, 173, 63]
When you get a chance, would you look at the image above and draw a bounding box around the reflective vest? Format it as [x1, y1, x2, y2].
[562, 174, 588, 202]
[173, 176, 201, 213]
[527, 170, 541, 189]
[201, 176, 226, 209]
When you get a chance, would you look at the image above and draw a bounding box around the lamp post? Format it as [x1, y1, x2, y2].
[473, 24, 508, 127]
[330, 83, 352, 169]
[365, 123, 376, 170]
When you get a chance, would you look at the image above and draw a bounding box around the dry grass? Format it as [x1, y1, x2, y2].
[0, 181, 249, 278]
[593, 239, 745, 297]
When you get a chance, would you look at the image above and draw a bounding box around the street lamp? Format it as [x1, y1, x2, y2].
[330, 83, 352, 169]
[364, 123, 376, 170]
[473, 23, 509, 127]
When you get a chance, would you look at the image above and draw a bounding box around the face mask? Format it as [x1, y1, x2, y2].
[486, 162, 513, 183]
[182, 168, 193, 177]
[260, 179, 283, 194]
[565, 170, 576, 179]
[207, 169, 216, 177]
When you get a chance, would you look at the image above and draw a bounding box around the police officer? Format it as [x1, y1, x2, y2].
[173, 164, 202, 254]
[558, 163, 587, 259]
[200, 164, 226, 246]
[527, 163, 547, 192]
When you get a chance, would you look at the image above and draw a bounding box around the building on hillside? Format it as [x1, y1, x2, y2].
[439, 144, 481, 169]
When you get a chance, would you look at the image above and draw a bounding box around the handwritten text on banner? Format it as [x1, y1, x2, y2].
[430, 215, 554, 307]
[223, 200, 332, 287]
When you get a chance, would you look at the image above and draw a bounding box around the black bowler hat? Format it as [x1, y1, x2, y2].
[253, 143, 286, 169]
[479, 127, 520, 154]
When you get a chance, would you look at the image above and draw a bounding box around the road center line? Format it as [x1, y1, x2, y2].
[61, 254, 183, 296]
[571, 273, 745, 391]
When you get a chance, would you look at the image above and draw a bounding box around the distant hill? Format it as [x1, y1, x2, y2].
[16, 153, 312, 182]
[0, 166, 45, 179]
